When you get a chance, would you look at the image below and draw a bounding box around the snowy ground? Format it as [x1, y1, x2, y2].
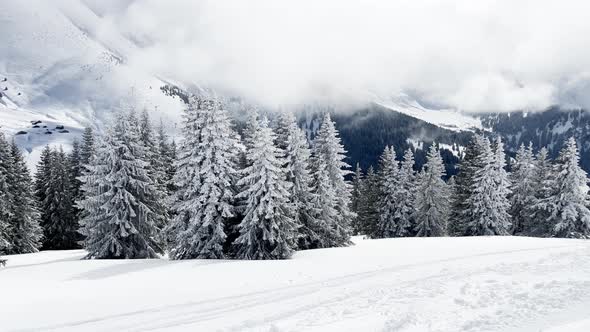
[2, 236, 590, 332]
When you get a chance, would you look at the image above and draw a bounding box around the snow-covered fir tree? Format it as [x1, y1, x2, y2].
[448, 136, 483, 236]
[234, 116, 297, 259]
[308, 152, 344, 248]
[274, 113, 320, 250]
[544, 138, 590, 238]
[68, 139, 84, 225]
[311, 113, 353, 246]
[39, 147, 79, 250]
[375, 146, 399, 238]
[397, 148, 417, 234]
[168, 96, 239, 259]
[80, 127, 95, 166]
[508, 143, 536, 235]
[464, 136, 511, 235]
[527, 148, 555, 236]
[414, 144, 450, 237]
[156, 120, 176, 196]
[350, 163, 363, 234]
[5, 141, 42, 254]
[0, 133, 13, 255]
[78, 111, 163, 259]
[359, 165, 380, 237]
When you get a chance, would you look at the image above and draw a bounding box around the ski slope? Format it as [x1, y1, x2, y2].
[2, 236, 590, 332]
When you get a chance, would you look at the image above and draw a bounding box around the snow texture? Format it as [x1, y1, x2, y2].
[2, 236, 590, 331]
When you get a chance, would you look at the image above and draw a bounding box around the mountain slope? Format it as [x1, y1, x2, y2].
[2, 236, 590, 331]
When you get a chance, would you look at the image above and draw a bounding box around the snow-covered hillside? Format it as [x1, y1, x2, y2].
[2, 236, 590, 332]
[374, 93, 483, 132]
[0, 0, 184, 168]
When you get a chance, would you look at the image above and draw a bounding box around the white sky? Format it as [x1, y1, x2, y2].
[89, 0, 590, 112]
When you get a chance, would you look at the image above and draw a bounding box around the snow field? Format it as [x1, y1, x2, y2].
[2, 236, 590, 331]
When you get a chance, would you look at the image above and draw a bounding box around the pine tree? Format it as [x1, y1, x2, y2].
[414, 144, 450, 237]
[350, 163, 364, 235]
[544, 138, 590, 238]
[397, 148, 417, 235]
[78, 111, 163, 259]
[5, 141, 42, 254]
[234, 117, 297, 259]
[464, 136, 511, 235]
[0, 133, 13, 255]
[68, 139, 83, 225]
[41, 147, 79, 249]
[448, 136, 482, 236]
[375, 146, 399, 238]
[508, 143, 536, 235]
[527, 148, 555, 236]
[168, 96, 239, 259]
[359, 165, 380, 237]
[311, 113, 353, 246]
[80, 127, 95, 166]
[274, 113, 320, 250]
[156, 120, 176, 196]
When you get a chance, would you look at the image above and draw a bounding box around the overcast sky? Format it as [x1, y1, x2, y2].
[89, 0, 590, 112]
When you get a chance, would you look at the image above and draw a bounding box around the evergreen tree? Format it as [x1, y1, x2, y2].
[78, 111, 163, 259]
[397, 148, 417, 235]
[41, 147, 79, 249]
[5, 141, 42, 253]
[350, 163, 363, 235]
[68, 139, 84, 225]
[234, 117, 297, 259]
[311, 113, 353, 246]
[274, 113, 320, 250]
[80, 127, 95, 166]
[168, 97, 239, 259]
[448, 136, 482, 236]
[527, 148, 555, 236]
[359, 165, 380, 236]
[464, 136, 511, 235]
[375, 146, 399, 238]
[508, 143, 536, 234]
[156, 120, 176, 196]
[0, 133, 13, 255]
[414, 144, 450, 237]
[544, 138, 590, 238]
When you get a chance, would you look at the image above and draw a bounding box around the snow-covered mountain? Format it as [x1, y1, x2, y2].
[0, 0, 184, 168]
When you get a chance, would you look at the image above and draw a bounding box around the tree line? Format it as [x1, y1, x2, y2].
[1, 95, 589, 263]
[352, 135, 590, 239]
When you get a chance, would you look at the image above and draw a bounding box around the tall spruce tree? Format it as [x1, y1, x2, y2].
[449, 136, 481, 236]
[414, 144, 450, 237]
[234, 117, 297, 259]
[311, 113, 353, 246]
[40, 147, 79, 249]
[464, 136, 511, 235]
[527, 148, 555, 236]
[350, 163, 364, 235]
[545, 138, 590, 238]
[168, 96, 239, 259]
[5, 141, 42, 253]
[397, 148, 417, 235]
[78, 111, 163, 259]
[375, 146, 399, 238]
[80, 127, 95, 166]
[0, 133, 13, 255]
[274, 113, 320, 250]
[359, 165, 380, 237]
[508, 143, 536, 235]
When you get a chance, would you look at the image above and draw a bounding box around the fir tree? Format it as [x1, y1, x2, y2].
[414, 144, 450, 237]
[546, 138, 590, 238]
[80, 127, 95, 166]
[41, 147, 79, 249]
[78, 111, 163, 259]
[234, 117, 297, 259]
[375, 146, 399, 238]
[359, 165, 380, 237]
[508, 143, 536, 235]
[274, 113, 319, 250]
[5, 141, 42, 253]
[350, 163, 364, 235]
[0, 133, 13, 255]
[397, 148, 417, 235]
[464, 136, 512, 235]
[527, 148, 555, 236]
[311, 113, 353, 246]
[168, 97, 239, 259]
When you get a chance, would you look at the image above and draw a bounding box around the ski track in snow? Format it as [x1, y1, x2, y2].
[3, 237, 590, 332]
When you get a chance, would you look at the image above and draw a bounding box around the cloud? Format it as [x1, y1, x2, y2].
[100, 0, 590, 112]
